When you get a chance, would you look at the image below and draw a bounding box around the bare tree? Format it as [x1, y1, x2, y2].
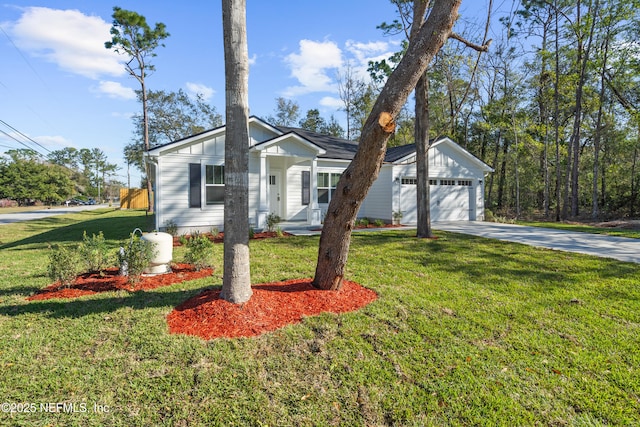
[221, 0, 252, 303]
[313, 0, 464, 291]
[337, 62, 367, 140]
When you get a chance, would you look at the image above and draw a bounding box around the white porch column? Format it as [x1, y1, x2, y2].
[257, 152, 269, 229]
[308, 158, 322, 225]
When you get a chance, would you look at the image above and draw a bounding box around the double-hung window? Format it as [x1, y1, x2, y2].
[317, 172, 341, 204]
[189, 163, 225, 208]
[205, 165, 225, 205]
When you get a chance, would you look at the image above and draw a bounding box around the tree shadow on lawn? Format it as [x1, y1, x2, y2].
[352, 230, 640, 295]
[0, 285, 217, 319]
[0, 212, 153, 251]
[430, 234, 639, 298]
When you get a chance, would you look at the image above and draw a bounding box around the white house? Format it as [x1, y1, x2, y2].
[145, 116, 493, 233]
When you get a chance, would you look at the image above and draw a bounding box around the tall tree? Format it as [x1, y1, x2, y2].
[105, 7, 169, 213]
[221, 0, 252, 304]
[299, 109, 345, 137]
[412, 0, 433, 238]
[132, 89, 223, 147]
[267, 97, 300, 127]
[313, 0, 464, 291]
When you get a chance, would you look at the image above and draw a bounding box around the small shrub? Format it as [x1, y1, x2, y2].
[392, 210, 403, 224]
[47, 245, 82, 287]
[374, 219, 385, 228]
[275, 226, 284, 238]
[179, 234, 189, 246]
[484, 209, 495, 222]
[184, 231, 214, 271]
[249, 227, 255, 239]
[210, 227, 220, 239]
[266, 213, 282, 232]
[164, 220, 179, 236]
[118, 233, 155, 283]
[79, 231, 111, 274]
[358, 218, 370, 227]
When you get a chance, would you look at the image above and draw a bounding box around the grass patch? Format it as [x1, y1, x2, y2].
[519, 220, 640, 239]
[0, 211, 638, 425]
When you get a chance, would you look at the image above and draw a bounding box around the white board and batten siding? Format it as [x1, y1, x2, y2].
[359, 166, 394, 221]
[395, 141, 488, 224]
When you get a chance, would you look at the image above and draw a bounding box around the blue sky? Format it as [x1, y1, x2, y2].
[0, 1, 493, 185]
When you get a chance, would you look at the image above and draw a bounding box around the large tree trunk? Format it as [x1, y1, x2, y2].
[413, 0, 432, 239]
[312, 0, 461, 291]
[415, 72, 432, 238]
[220, 0, 252, 303]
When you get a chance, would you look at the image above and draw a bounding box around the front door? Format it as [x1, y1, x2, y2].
[268, 170, 282, 217]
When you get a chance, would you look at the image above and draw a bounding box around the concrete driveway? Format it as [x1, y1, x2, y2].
[433, 221, 640, 264]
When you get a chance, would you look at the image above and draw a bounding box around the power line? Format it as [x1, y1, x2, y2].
[0, 119, 50, 155]
[0, 128, 46, 157]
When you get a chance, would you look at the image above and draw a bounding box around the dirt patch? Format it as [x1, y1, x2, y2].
[592, 220, 640, 230]
[167, 278, 378, 340]
[27, 264, 213, 301]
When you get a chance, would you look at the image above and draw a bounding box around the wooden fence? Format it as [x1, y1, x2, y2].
[120, 188, 149, 209]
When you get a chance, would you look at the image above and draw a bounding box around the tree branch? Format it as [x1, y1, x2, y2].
[449, 32, 492, 52]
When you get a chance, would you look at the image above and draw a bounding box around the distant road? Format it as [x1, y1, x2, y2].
[0, 204, 110, 225]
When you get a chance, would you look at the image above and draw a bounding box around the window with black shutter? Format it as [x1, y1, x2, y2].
[302, 171, 310, 205]
[189, 163, 201, 208]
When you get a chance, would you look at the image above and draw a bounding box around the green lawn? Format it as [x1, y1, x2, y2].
[0, 209, 638, 426]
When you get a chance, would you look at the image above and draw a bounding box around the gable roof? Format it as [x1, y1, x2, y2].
[146, 117, 492, 173]
[276, 126, 360, 160]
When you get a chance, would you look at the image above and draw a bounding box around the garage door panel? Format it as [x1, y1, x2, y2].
[401, 181, 471, 223]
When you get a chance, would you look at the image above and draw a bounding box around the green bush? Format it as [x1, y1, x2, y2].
[357, 217, 370, 227]
[47, 244, 83, 287]
[266, 213, 282, 232]
[118, 233, 155, 283]
[164, 219, 178, 236]
[79, 231, 111, 274]
[183, 231, 214, 271]
[374, 219, 385, 227]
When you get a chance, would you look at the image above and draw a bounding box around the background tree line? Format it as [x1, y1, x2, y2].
[264, 0, 640, 221]
[0, 147, 119, 206]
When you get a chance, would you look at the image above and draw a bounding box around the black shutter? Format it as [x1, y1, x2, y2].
[189, 163, 201, 208]
[302, 170, 310, 205]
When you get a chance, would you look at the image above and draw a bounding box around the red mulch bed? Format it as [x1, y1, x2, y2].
[173, 231, 291, 246]
[167, 278, 378, 340]
[27, 264, 213, 301]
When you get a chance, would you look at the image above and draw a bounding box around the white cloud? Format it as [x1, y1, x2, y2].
[345, 39, 397, 80]
[283, 39, 343, 96]
[185, 82, 215, 102]
[35, 134, 72, 149]
[93, 81, 136, 100]
[319, 96, 343, 110]
[5, 7, 124, 79]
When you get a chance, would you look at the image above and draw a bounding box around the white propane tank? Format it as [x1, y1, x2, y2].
[141, 231, 173, 274]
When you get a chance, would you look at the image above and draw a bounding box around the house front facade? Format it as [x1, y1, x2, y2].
[146, 116, 493, 233]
